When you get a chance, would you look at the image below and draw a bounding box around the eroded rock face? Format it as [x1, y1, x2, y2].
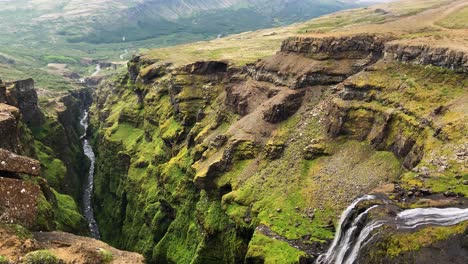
[385, 43, 468, 73]
[281, 34, 390, 60]
[263, 90, 305, 123]
[185, 61, 228, 75]
[5, 79, 44, 127]
[0, 103, 21, 153]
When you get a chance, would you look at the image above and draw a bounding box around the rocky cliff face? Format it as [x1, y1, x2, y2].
[385, 43, 468, 73]
[0, 76, 145, 263]
[90, 32, 468, 263]
[5, 79, 45, 127]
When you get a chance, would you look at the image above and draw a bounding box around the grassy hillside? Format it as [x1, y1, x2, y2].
[0, 0, 368, 93]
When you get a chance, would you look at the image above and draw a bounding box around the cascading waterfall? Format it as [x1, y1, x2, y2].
[317, 195, 468, 264]
[80, 110, 101, 239]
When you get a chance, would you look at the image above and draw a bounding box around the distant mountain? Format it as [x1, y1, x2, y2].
[1, 0, 367, 44]
[78, 0, 366, 43]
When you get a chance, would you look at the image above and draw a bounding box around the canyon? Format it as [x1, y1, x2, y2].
[0, 0, 467, 263]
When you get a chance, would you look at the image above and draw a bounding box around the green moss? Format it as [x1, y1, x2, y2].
[383, 221, 468, 257]
[0, 255, 8, 264]
[52, 189, 86, 233]
[0, 224, 33, 240]
[98, 248, 114, 264]
[34, 141, 67, 189]
[22, 250, 60, 264]
[246, 232, 304, 263]
[35, 194, 55, 231]
[109, 122, 144, 148]
[160, 117, 184, 143]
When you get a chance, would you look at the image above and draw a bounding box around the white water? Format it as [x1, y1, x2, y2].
[79, 110, 101, 239]
[91, 64, 101, 77]
[317, 196, 468, 264]
[120, 49, 129, 60]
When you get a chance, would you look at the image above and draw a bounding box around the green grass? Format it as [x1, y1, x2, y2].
[109, 122, 144, 149]
[42, 55, 78, 64]
[22, 250, 60, 264]
[246, 232, 305, 263]
[0, 255, 8, 264]
[436, 6, 468, 29]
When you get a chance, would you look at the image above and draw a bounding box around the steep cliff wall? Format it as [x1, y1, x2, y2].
[32, 87, 93, 202]
[0, 82, 88, 234]
[90, 33, 468, 263]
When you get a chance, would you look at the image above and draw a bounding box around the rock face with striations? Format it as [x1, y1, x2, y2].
[385, 43, 468, 73]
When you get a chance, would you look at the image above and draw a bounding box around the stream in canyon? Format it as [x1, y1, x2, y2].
[317, 195, 468, 264]
[80, 110, 101, 239]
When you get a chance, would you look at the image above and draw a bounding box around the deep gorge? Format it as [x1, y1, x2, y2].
[83, 34, 468, 263]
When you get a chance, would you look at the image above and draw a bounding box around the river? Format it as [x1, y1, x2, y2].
[317, 195, 468, 264]
[79, 110, 101, 239]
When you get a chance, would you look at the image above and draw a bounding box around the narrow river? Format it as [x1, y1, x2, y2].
[80, 110, 101, 239]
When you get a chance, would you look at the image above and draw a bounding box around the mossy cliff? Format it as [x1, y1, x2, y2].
[32, 87, 93, 203]
[89, 32, 467, 263]
[0, 78, 88, 234]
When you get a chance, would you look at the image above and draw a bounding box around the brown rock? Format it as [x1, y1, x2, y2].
[0, 148, 41, 176]
[0, 177, 40, 228]
[0, 104, 21, 153]
[263, 90, 305, 123]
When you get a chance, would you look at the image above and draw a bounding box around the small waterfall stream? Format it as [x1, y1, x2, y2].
[80, 110, 101, 239]
[317, 195, 468, 264]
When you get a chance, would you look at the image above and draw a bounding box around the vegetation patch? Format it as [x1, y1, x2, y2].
[22, 250, 60, 264]
[246, 232, 305, 263]
[436, 6, 468, 29]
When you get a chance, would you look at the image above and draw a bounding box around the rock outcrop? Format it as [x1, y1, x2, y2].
[281, 34, 390, 60]
[0, 148, 41, 176]
[0, 225, 145, 264]
[5, 78, 44, 127]
[385, 43, 468, 73]
[0, 103, 21, 153]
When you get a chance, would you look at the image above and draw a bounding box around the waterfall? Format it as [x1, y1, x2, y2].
[317, 196, 468, 264]
[80, 110, 101, 239]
